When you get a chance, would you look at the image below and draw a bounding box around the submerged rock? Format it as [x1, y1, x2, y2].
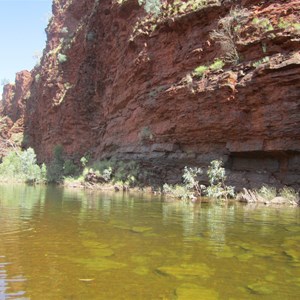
[130, 226, 152, 233]
[238, 242, 277, 258]
[82, 240, 114, 257]
[281, 236, 300, 263]
[133, 266, 150, 276]
[236, 253, 253, 262]
[212, 245, 235, 258]
[131, 255, 149, 264]
[156, 263, 213, 279]
[246, 282, 275, 295]
[283, 249, 300, 263]
[284, 225, 300, 232]
[175, 283, 218, 300]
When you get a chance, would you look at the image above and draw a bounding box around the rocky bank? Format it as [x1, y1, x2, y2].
[1, 0, 300, 189]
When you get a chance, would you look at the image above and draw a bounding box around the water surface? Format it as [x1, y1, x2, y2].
[0, 184, 299, 299]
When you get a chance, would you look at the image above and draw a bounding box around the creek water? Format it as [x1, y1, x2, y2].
[0, 184, 299, 299]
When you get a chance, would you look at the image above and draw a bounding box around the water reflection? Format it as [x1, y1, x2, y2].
[0, 184, 299, 299]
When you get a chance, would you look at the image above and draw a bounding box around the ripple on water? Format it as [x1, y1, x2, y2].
[0, 266, 27, 299]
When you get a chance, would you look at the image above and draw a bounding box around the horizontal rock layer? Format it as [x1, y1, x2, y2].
[2, 0, 300, 189]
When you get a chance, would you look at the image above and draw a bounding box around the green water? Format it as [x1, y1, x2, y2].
[0, 184, 299, 299]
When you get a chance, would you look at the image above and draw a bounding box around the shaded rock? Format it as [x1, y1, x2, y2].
[85, 172, 108, 184]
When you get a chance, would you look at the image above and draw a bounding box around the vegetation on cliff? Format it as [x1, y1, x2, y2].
[0, 148, 47, 183]
[0, 146, 298, 205]
[0, 0, 299, 193]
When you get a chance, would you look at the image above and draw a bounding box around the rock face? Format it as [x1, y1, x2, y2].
[2, 0, 300, 188]
[0, 71, 32, 156]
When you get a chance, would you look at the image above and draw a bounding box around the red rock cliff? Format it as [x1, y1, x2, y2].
[0, 71, 32, 156]
[17, 0, 300, 188]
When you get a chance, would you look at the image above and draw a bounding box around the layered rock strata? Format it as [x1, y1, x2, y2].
[1, 0, 299, 188]
[0, 71, 32, 156]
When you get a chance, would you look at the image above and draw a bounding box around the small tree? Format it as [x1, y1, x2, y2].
[206, 160, 234, 200]
[0, 147, 46, 183]
[163, 167, 204, 201]
[47, 145, 65, 182]
[210, 7, 250, 64]
[182, 166, 205, 197]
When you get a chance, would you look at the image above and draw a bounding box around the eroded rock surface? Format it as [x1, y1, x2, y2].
[1, 0, 299, 188]
[0, 71, 32, 156]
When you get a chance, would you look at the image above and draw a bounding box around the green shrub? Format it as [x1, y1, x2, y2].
[0, 148, 47, 183]
[0, 151, 22, 179]
[209, 59, 225, 71]
[84, 159, 140, 186]
[194, 59, 224, 78]
[57, 53, 67, 63]
[163, 166, 204, 200]
[252, 17, 273, 32]
[139, 0, 162, 16]
[252, 56, 270, 68]
[194, 65, 208, 77]
[80, 156, 89, 167]
[279, 187, 299, 202]
[163, 160, 234, 201]
[63, 159, 79, 176]
[47, 161, 64, 182]
[278, 18, 300, 31]
[255, 185, 276, 201]
[112, 160, 140, 185]
[163, 183, 194, 201]
[102, 167, 112, 182]
[61, 27, 68, 34]
[47, 145, 65, 182]
[293, 23, 300, 31]
[182, 166, 204, 195]
[206, 160, 234, 200]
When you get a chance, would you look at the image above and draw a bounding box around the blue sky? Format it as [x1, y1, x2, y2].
[0, 0, 52, 86]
